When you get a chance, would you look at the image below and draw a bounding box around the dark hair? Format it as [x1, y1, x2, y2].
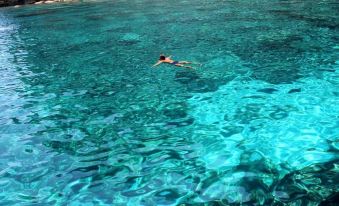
[159, 55, 166, 60]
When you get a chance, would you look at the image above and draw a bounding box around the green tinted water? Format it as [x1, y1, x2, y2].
[0, 0, 338, 205]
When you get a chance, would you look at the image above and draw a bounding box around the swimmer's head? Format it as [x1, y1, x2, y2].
[159, 55, 166, 60]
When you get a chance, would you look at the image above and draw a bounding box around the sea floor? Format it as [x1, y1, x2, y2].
[0, 0, 338, 205]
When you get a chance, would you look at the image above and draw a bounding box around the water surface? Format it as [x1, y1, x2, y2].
[0, 0, 338, 205]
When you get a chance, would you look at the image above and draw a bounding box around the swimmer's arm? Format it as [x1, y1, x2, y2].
[152, 61, 162, 67]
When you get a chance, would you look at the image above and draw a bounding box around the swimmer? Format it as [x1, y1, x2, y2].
[152, 54, 200, 69]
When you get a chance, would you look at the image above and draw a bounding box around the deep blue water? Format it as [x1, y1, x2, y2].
[0, 0, 338, 205]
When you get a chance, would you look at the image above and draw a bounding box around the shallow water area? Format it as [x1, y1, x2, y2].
[0, 0, 338, 205]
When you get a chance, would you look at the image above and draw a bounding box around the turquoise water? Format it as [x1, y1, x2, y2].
[0, 0, 338, 205]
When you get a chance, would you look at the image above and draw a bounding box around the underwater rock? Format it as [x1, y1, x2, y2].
[270, 10, 339, 30]
[175, 71, 221, 93]
[176, 70, 226, 93]
[186, 79, 220, 93]
[257, 32, 303, 51]
[152, 189, 181, 205]
[257, 88, 278, 94]
[251, 67, 303, 84]
[288, 88, 301, 93]
[162, 102, 188, 120]
[174, 71, 200, 84]
[319, 192, 339, 206]
[268, 106, 288, 120]
[273, 160, 338, 204]
[163, 109, 187, 119]
[167, 117, 194, 128]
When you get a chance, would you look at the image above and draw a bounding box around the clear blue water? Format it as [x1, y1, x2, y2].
[0, 0, 338, 205]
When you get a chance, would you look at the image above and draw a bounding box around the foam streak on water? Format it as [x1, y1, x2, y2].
[0, 0, 338, 205]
